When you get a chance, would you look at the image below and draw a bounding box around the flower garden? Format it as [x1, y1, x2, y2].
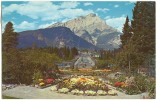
[31, 69, 155, 98]
[50, 75, 117, 96]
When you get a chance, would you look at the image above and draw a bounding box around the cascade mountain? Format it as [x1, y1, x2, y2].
[47, 13, 122, 50]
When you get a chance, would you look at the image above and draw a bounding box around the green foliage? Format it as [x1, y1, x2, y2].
[2, 22, 18, 51]
[120, 16, 132, 48]
[2, 22, 21, 84]
[134, 74, 148, 92]
[32, 70, 43, 85]
[146, 78, 155, 99]
[124, 85, 141, 95]
[115, 2, 155, 73]
[96, 60, 108, 69]
[131, 2, 155, 55]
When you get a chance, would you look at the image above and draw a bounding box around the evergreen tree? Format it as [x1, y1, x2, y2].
[2, 22, 21, 83]
[131, 2, 155, 55]
[120, 16, 132, 48]
[2, 22, 18, 51]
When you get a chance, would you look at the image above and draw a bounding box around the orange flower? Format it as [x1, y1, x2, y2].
[78, 78, 87, 83]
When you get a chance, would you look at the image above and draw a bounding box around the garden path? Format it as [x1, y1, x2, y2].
[2, 85, 147, 99]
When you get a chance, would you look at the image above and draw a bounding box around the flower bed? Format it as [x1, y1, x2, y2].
[50, 76, 117, 96]
[33, 78, 56, 88]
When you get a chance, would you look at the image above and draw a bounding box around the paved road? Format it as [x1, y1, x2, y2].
[2, 86, 147, 99]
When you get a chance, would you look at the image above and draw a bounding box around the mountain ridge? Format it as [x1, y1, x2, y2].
[47, 13, 122, 50]
[18, 26, 99, 50]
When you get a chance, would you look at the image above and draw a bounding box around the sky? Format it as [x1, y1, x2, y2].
[2, 1, 136, 32]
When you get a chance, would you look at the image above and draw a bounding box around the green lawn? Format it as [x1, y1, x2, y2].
[2, 95, 21, 99]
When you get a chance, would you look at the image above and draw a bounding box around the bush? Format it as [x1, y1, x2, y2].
[32, 70, 43, 85]
[134, 74, 148, 92]
[147, 78, 155, 99]
[124, 85, 141, 95]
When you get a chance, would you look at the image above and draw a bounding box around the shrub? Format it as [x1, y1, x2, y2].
[134, 74, 147, 92]
[32, 70, 43, 85]
[147, 78, 155, 99]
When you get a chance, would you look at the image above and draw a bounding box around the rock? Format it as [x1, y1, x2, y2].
[47, 13, 121, 50]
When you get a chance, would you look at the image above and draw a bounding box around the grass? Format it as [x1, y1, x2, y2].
[2, 95, 21, 99]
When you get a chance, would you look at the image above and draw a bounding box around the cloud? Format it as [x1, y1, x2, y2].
[38, 21, 56, 29]
[2, 1, 59, 20]
[16, 21, 36, 30]
[104, 16, 111, 19]
[60, 1, 80, 8]
[60, 9, 93, 19]
[84, 2, 93, 6]
[114, 5, 119, 8]
[125, 1, 137, 5]
[2, 1, 93, 22]
[96, 8, 110, 13]
[106, 16, 126, 32]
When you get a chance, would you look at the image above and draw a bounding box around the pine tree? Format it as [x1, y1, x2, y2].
[131, 2, 155, 55]
[120, 16, 132, 48]
[2, 22, 21, 83]
[2, 22, 18, 52]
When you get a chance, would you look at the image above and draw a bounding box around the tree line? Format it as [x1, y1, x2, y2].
[2, 22, 78, 84]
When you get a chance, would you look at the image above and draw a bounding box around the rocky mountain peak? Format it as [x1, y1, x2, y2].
[47, 13, 121, 50]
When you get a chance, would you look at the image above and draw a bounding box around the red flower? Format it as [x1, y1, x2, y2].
[114, 82, 123, 87]
[46, 78, 55, 84]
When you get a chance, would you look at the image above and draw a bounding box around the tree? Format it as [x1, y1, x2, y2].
[116, 2, 155, 72]
[120, 16, 132, 48]
[131, 2, 155, 55]
[2, 22, 21, 83]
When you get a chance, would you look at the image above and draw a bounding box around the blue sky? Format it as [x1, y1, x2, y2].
[2, 1, 136, 32]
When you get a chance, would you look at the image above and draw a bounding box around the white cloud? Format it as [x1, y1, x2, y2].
[2, 20, 36, 32]
[2, 1, 59, 20]
[129, 1, 137, 3]
[38, 22, 56, 29]
[60, 9, 93, 19]
[104, 16, 111, 19]
[60, 1, 80, 8]
[125, 1, 137, 5]
[96, 8, 110, 13]
[106, 16, 126, 32]
[15, 21, 36, 30]
[114, 5, 119, 8]
[84, 2, 93, 6]
[2, 1, 93, 22]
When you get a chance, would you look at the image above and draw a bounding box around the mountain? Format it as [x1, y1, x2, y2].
[47, 13, 122, 50]
[18, 27, 98, 49]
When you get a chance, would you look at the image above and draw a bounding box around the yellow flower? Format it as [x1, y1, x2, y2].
[39, 82, 45, 86]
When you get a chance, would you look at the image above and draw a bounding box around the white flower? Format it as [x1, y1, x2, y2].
[71, 89, 79, 94]
[58, 88, 69, 93]
[70, 78, 78, 84]
[108, 90, 117, 95]
[51, 85, 57, 91]
[85, 90, 96, 96]
[97, 90, 107, 95]
[79, 90, 84, 95]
